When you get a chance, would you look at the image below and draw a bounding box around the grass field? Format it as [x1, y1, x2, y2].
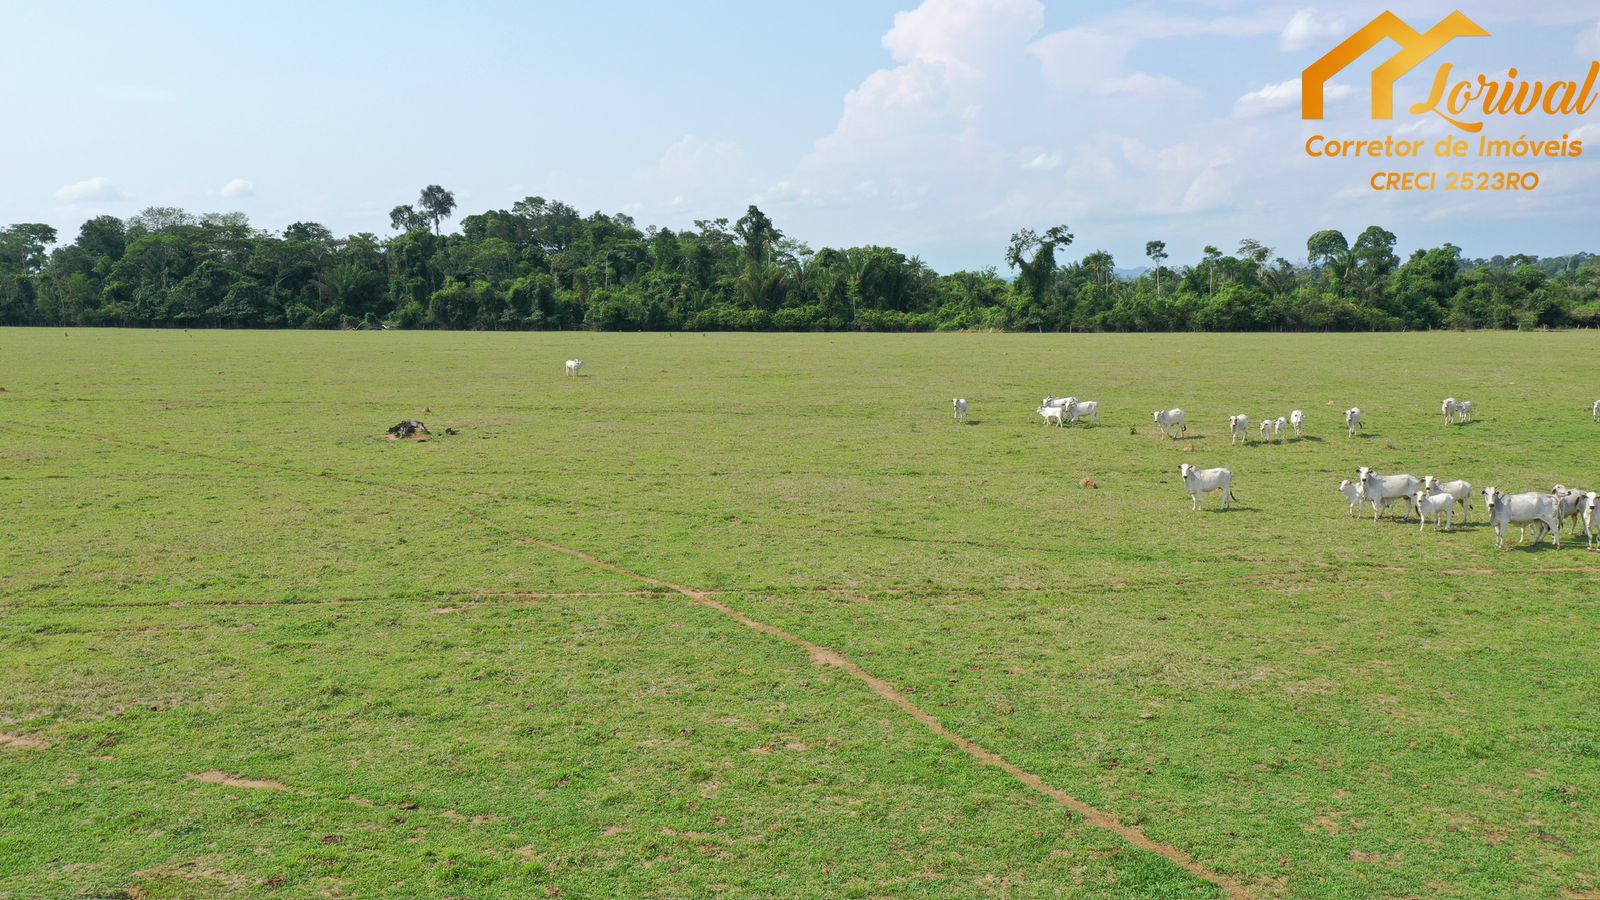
[2, 328, 1598, 898]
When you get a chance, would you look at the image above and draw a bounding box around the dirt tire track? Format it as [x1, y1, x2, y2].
[7, 424, 1249, 898]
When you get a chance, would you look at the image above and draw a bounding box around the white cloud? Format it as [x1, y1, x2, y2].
[1234, 79, 1353, 118]
[883, 0, 1044, 76]
[1028, 27, 1200, 99]
[1279, 10, 1347, 53]
[55, 176, 123, 203]
[1578, 21, 1600, 57]
[220, 178, 255, 199]
[1022, 150, 1062, 171]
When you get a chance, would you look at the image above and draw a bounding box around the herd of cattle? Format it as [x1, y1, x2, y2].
[944, 393, 1600, 552]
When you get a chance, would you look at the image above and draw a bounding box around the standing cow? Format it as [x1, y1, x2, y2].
[1228, 414, 1249, 446]
[1483, 488, 1561, 550]
[1345, 407, 1363, 437]
[1358, 467, 1420, 522]
[952, 398, 968, 424]
[1289, 409, 1305, 438]
[1180, 464, 1234, 511]
[1153, 408, 1186, 440]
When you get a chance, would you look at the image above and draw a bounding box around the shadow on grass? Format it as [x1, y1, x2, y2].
[1295, 435, 1325, 443]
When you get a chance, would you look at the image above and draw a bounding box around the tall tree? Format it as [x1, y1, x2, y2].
[1145, 240, 1167, 295]
[734, 205, 780, 268]
[417, 185, 457, 235]
[389, 205, 428, 233]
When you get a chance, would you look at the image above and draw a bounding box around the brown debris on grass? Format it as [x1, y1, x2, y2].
[187, 771, 288, 791]
[0, 733, 48, 750]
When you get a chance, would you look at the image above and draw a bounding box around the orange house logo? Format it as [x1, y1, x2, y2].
[1302, 11, 1488, 121]
[1301, 11, 1599, 132]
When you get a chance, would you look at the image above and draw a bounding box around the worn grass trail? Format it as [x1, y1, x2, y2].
[3, 329, 1599, 897]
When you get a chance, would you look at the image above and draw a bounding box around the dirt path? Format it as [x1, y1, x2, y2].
[8, 424, 1249, 898]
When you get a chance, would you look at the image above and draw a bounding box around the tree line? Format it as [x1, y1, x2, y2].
[2, 185, 1596, 332]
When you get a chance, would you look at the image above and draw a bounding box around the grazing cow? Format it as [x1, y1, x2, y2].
[1179, 464, 1234, 511]
[1043, 396, 1077, 410]
[1483, 487, 1561, 549]
[1290, 409, 1305, 438]
[952, 398, 968, 424]
[1442, 397, 1457, 423]
[1067, 399, 1100, 425]
[1338, 479, 1364, 517]
[1594, 399, 1600, 422]
[564, 358, 584, 377]
[1345, 407, 1363, 436]
[1228, 414, 1249, 445]
[1275, 417, 1288, 443]
[1455, 400, 1473, 423]
[1553, 485, 1589, 534]
[1037, 405, 1065, 427]
[1584, 492, 1598, 550]
[1422, 476, 1473, 523]
[1358, 467, 1420, 522]
[1259, 419, 1273, 442]
[1153, 408, 1185, 439]
[1414, 490, 1458, 532]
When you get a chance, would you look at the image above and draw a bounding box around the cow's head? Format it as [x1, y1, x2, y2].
[1483, 487, 1501, 513]
[1423, 475, 1436, 491]
[1179, 463, 1194, 481]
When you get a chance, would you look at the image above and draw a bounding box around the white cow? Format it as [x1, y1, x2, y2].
[952, 398, 968, 424]
[564, 358, 584, 377]
[1584, 492, 1599, 551]
[1180, 464, 1234, 511]
[1442, 397, 1457, 423]
[1067, 399, 1100, 425]
[1153, 408, 1185, 439]
[1483, 487, 1561, 549]
[1593, 399, 1600, 422]
[1259, 419, 1273, 442]
[1455, 400, 1473, 423]
[1553, 485, 1589, 534]
[1422, 476, 1473, 523]
[1275, 416, 1288, 443]
[1043, 396, 1077, 410]
[1037, 405, 1065, 427]
[1414, 490, 1458, 532]
[1290, 409, 1305, 438]
[1358, 467, 1420, 522]
[1228, 414, 1249, 445]
[1345, 407, 1363, 437]
[1338, 479, 1364, 517]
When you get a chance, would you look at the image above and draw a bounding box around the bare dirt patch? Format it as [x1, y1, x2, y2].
[0, 733, 48, 750]
[187, 771, 288, 791]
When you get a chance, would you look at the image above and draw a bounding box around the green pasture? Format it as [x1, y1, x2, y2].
[2, 329, 1597, 898]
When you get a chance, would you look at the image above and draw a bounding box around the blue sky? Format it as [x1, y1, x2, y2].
[4, 1, 1599, 271]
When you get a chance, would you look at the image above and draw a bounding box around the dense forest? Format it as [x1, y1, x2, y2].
[2, 185, 1597, 332]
